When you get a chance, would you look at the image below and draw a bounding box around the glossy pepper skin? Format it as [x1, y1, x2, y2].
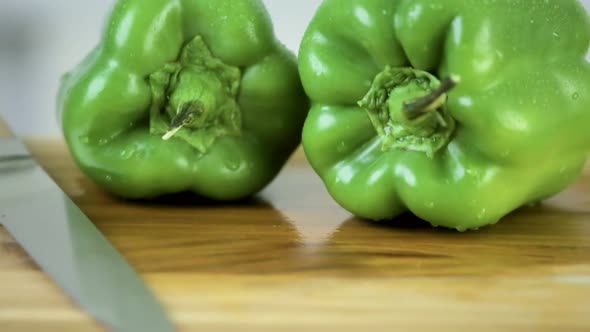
[299, 0, 590, 230]
[58, 0, 308, 200]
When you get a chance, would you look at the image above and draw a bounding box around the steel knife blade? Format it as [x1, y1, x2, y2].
[0, 138, 176, 332]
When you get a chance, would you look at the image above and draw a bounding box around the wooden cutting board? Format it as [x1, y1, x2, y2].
[1, 119, 590, 331]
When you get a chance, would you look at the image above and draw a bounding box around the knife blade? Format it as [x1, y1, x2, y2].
[0, 138, 176, 332]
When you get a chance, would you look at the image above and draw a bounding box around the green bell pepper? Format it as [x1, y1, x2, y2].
[299, 0, 590, 230]
[58, 0, 308, 200]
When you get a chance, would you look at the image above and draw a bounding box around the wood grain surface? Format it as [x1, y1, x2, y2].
[1, 120, 590, 331]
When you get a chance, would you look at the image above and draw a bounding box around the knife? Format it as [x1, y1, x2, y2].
[0, 133, 176, 331]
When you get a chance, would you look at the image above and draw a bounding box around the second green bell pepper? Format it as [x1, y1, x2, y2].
[299, 0, 590, 230]
[58, 0, 308, 200]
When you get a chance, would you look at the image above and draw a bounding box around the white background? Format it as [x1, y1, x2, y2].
[0, 0, 589, 135]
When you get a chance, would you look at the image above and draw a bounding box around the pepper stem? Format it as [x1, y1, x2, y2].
[162, 103, 203, 141]
[403, 75, 461, 120]
[162, 127, 183, 141]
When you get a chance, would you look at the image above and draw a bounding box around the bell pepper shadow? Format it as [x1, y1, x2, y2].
[319, 195, 590, 277]
[65, 178, 303, 275]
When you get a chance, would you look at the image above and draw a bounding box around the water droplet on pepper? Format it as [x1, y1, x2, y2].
[120, 149, 134, 160]
[224, 157, 241, 172]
